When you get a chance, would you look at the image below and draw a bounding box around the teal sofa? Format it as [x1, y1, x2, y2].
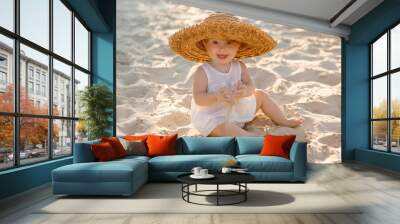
[52, 136, 307, 196]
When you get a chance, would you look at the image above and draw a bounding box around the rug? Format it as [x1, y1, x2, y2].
[37, 183, 362, 214]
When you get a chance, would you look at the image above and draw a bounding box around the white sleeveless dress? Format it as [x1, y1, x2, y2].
[191, 60, 257, 136]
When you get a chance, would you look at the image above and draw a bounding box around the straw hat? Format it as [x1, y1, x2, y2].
[169, 12, 277, 63]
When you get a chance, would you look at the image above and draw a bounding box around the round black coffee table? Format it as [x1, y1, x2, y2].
[177, 173, 255, 206]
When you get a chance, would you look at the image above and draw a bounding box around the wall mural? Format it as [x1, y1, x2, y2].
[116, 0, 341, 163]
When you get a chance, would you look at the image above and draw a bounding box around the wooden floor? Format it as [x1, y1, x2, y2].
[1, 162, 400, 224]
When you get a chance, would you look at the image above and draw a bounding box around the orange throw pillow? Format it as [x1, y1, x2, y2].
[260, 134, 296, 159]
[91, 142, 117, 161]
[101, 137, 127, 158]
[146, 134, 178, 157]
[124, 135, 148, 141]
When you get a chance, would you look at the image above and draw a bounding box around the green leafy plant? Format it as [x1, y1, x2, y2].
[79, 84, 113, 140]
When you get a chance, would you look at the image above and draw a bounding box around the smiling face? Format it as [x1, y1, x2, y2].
[203, 39, 241, 64]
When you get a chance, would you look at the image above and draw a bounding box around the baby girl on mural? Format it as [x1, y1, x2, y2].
[169, 12, 303, 136]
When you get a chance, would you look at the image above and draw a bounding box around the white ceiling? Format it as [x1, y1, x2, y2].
[172, 0, 384, 38]
[227, 0, 352, 23]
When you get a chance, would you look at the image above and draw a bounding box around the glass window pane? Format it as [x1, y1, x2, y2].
[53, 0, 72, 60]
[74, 17, 89, 70]
[392, 72, 400, 118]
[20, 44, 49, 115]
[53, 59, 72, 117]
[392, 120, 400, 153]
[372, 121, 388, 151]
[0, 34, 14, 112]
[75, 120, 88, 143]
[53, 119, 72, 158]
[372, 76, 387, 119]
[0, 0, 14, 31]
[0, 116, 13, 170]
[20, 117, 49, 165]
[391, 24, 400, 70]
[20, 0, 49, 49]
[74, 69, 89, 118]
[372, 33, 387, 76]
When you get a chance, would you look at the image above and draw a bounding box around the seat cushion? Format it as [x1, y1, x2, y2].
[176, 137, 236, 155]
[52, 159, 147, 183]
[236, 155, 293, 172]
[149, 154, 235, 172]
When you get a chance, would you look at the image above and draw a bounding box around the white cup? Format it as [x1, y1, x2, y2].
[200, 169, 208, 176]
[191, 167, 202, 176]
[221, 167, 232, 174]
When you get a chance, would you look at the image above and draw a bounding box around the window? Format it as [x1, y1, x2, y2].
[0, 54, 8, 89]
[391, 24, 400, 70]
[0, 1, 91, 170]
[0, 116, 13, 170]
[0, 55, 7, 67]
[74, 69, 89, 118]
[42, 85, 46, 97]
[28, 81, 34, 94]
[29, 67, 34, 80]
[0, 0, 14, 32]
[53, 59, 72, 117]
[35, 70, 41, 81]
[75, 17, 89, 70]
[20, 0, 49, 49]
[36, 84, 40, 95]
[0, 35, 13, 112]
[53, 119, 72, 158]
[0, 71, 6, 85]
[53, 0, 72, 60]
[370, 23, 400, 154]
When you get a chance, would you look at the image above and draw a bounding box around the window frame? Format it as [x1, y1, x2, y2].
[370, 20, 400, 154]
[0, 0, 92, 171]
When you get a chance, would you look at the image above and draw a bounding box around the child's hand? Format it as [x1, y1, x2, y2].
[216, 87, 236, 105]
[234, 81, 247, 99]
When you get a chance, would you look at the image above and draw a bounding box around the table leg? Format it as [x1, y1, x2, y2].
[187, 184, 190, 202]
[181, 184, 183, 199]
[245, 183, 247, 201]
[217, 184, 219, 206]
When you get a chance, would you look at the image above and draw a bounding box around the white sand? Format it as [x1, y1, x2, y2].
[116, 0, 342, 163]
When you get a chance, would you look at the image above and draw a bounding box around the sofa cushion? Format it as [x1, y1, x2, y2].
[260, 134, 296, 159]
[176, 137, 236, 155]
[235, 137, 264, 155]
[236, 155, 293, 172]
[124, 135, 148, 141]
[147, 134, 178, 157]
[101, 137, 127, 158]
[119, 138, 147, 156]
[148, 154, 235, 172]
[115, 155, 150, 163]
[53, 158, 147, 183]
[91, 142, 118, 161]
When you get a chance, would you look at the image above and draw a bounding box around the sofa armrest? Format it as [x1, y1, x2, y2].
[289, 141, 307, 181]
[73, 140, 100, 163]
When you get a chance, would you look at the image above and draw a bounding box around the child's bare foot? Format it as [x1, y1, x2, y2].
[283, 118, 304, 128]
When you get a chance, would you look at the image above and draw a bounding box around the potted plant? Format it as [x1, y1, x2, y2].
[79, 84, 113, 140]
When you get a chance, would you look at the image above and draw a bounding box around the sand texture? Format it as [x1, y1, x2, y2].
[116, 0, 341, 163]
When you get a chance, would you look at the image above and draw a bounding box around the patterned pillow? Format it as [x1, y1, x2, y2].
[118, 137, 147, 156]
